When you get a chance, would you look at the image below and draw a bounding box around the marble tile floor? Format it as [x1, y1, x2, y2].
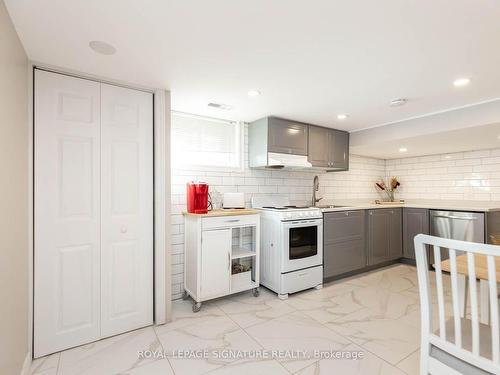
[31, 264, 448, 375]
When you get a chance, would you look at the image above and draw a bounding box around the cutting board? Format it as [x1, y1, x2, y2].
[374, 200, 405, 205]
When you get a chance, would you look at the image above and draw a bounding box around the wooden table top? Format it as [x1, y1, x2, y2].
[182, 208, 259, 217]
[440, 254, 500, 282]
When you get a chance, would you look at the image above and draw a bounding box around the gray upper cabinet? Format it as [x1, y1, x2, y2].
[403, 208, 429, 260]
[308, 126, 349, 171]
[367, 208, 402, 265]
[323, 210, 365, 279]
[267, 117, 308, 155]
[331, 130, 349, 170]
[249, 116, 349, 170]
[308, 126, 330, 167]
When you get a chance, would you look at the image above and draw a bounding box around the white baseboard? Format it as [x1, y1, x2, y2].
[20, 352, 31, 375]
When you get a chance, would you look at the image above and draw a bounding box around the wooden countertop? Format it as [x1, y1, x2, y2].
[182, 208, 259, 217]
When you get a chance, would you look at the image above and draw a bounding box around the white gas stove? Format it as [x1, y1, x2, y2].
[251, 196, 322, 220]
[251, 196, 323, 299]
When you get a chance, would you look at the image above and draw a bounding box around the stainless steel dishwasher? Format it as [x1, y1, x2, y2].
[429, 210, 485, 264]
[430, 210, 485, 243]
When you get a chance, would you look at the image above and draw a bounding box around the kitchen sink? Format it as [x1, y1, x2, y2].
[313, 205, 347, 209]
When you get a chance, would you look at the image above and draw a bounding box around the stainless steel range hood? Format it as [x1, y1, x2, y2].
[248, 116, 349, 171]
[265, 152, 312, 169]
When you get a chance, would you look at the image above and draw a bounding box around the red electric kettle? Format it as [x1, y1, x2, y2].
[186, 181, 209, 214]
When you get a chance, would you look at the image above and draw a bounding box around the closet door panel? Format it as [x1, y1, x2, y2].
[100, 84, 153, 337]
[34, 70, 101, 357]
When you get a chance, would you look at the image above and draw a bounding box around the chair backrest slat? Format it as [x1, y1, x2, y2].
[466, 252, 480, 356]
[449, 249, 463, 348]
[433, 246, 447, 340]
[487, 255, 500, 363]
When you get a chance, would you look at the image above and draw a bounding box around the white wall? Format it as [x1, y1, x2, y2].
[170, 125, 386, 299]
[0, 0, 29, 372]
[385, 149, 500, 201]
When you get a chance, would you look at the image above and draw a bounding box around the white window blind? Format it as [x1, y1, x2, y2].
[171, 112, 243, 169]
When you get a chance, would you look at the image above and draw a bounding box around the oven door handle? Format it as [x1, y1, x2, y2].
[287, 220, 321, 225]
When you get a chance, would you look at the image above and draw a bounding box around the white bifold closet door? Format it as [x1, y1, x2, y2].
[100, 83, 153, 337]
[34, 70, 153, 358]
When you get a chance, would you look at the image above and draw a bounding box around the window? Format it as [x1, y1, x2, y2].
[171, 112, 243, 169]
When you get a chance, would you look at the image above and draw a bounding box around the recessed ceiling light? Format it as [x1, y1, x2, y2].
[453, 77, 470, 87]
[390, 98, 407, 107]
[399, 147, 408, 153]
[337, 114, 348, 120]
[89, 40, 116, 55]
[247, 90, 261, 97]
[208, 102, 233, 110]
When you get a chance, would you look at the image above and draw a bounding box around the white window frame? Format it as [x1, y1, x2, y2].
[171, 111, 245, 172]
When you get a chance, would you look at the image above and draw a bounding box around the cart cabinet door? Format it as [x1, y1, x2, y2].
[200, 229, 231, 299]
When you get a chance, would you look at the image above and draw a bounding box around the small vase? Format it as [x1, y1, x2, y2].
[387, 190, 395, 202]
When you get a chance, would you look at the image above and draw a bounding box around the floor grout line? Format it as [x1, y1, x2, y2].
[213, 294, 297, 374]
[152, 325, 177, 375]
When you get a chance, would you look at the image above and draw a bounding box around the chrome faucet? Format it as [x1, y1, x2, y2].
[312, 175, 323, 207]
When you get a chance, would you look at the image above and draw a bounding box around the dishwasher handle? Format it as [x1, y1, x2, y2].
[432, 214, 478, 221]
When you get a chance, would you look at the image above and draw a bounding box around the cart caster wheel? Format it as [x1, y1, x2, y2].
[278, 293, 288, 300]
[252, 288, 260, 297]
[182, 290, 189, 300]
[314, 284, 323, 290]
[192, 302, 202, 313]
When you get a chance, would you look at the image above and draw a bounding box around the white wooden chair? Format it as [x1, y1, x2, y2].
[415, 234, 500, 375]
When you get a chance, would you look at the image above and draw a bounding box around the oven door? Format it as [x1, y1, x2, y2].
[281, 218, 323, 273]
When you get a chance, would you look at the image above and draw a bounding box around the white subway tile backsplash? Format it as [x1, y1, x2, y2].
[386, 147, 500, 202]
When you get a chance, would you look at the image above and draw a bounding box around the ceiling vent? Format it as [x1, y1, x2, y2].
[390, 98, 407, 107]
[208, 102, 233, 110]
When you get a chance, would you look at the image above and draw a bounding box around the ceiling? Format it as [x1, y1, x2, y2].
[5, 0, 500, 132]
[350, 122, 500, 159]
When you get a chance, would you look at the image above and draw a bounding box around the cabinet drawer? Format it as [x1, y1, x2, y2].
[324, 240, 365, 278]
[280, 265, 322, 294]
[324, 210, 364, 243]
[202, 214, 259, 230]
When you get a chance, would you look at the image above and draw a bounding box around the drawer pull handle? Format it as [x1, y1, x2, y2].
[225, 219, 240, 223]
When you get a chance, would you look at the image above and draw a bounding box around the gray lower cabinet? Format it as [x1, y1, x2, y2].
[403, 208, 429, 260]
[323, 210, 365, 279]
[367, 208, 402, 265]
